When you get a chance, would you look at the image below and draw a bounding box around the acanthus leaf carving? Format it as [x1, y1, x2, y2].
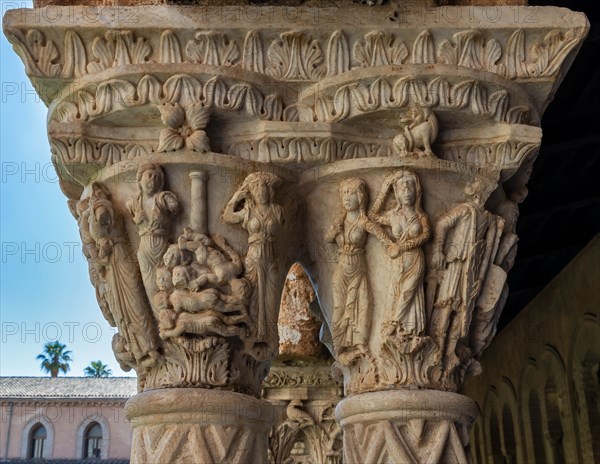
[527, 29, 581, 77]
[51, 136, 153, 169]
[351, 78, 393, 112]
[412, 30, 435, 64]
[137, 74, 162, 105]
[4, 24, 585, 85]
[313, 77, 526, 124]
[267, 32, 325, 81]
[441, 141, 539, 170]
[353, 31, 408, 67]
[268, 400, 310, 464]
[54, 102, 80, 123]
[163, 74, 204, 106]
[505, 29, 528, 79]
[228, 136, 388, 164]
[156, 337, 231, 388]
[437, 30, 505, 74]
[326, 30, 350, 77]
[79, 79, 138, 118]
[62, 30, 87, 78]
[243, 31, 265, 73]
[185, 31, 240, 67]
[87, 30, 152, 74]
[159, 30, 182, 64]
[5, 29, 61, 78]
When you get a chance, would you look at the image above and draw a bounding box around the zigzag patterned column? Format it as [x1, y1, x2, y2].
[3, 3, 587, 462]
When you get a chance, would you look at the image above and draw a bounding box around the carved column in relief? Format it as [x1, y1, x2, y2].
[4, 2, 587, 462]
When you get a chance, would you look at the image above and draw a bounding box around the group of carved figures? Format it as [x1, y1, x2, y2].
[72, 163, 285, 386]
[72, 156, 509, 391]
[326, 169, 508, 388]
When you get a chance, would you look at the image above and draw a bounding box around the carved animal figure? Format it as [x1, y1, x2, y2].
[159, 309, 249, 340]
[393, 106, 438, 157]
[286, 400, 315, 427]
[170, 288, 247, 315]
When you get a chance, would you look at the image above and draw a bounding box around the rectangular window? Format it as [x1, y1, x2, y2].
[32, 438, 44, 458]
[86, 438, 101, 459]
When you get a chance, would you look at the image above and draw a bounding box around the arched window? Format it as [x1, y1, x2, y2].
[501, 405, 517, 463]
[29, 424, 46, 459]
[529, 390, 546, 463]
[84, 422, 103, 459]
[489, 410, 503, 464]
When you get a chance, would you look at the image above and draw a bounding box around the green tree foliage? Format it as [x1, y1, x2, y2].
[36, 341, 72, 378]
[83, 360, 113, 378]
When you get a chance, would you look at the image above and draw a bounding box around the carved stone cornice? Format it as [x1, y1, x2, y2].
[4, 6, 587, 99]
[5, 5, 586, 203]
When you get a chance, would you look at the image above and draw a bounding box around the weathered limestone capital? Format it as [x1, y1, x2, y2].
[3, 2, 588, 462]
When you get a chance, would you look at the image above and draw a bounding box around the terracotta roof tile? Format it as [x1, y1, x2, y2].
[0, 377, 137, 399]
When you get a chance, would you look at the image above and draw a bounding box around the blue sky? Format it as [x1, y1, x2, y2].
[0, 1, 133, 377]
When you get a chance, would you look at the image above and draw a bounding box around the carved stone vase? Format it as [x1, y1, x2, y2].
[3, 2, 588, 462]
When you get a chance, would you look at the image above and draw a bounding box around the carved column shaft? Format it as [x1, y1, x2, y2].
[127, 389, 272, 463]
[189, 170, 209, 235]
[3, 3, 588, 462]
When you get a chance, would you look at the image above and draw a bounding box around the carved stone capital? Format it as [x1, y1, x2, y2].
[3, 2, 587, 462]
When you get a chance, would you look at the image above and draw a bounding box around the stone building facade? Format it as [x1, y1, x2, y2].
[464, 235, 600, 464]
[0, 377, 134, 461]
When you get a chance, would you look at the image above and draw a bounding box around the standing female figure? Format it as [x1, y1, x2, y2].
[85, 184, 161, 369]
[369, 170, 430, 337]
[326, 178, 390, 364]
[127, 164, 179, 310]
[222, 172, 284, 361]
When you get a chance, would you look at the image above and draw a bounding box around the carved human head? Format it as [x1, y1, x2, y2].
[390, 169, 422, 208]
[158, 309, 177, 330]
[241, 172, 281, 205]
[163, 244, 183, 269]
[137, 163, 165, 195]
[339, 178, 368, 213]
[465, 178, 486, 205]
[172, 265, 192, 289]
[156, 267, 173, 292]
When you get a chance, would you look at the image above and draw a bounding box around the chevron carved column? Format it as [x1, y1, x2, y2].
[3, 2, 587, 462]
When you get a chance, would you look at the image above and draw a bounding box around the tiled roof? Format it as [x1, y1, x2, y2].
[0, 377, 137, 399]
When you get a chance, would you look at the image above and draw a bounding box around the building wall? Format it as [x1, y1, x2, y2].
[463, 234, 600, 463]
[1, 400, 132, 459]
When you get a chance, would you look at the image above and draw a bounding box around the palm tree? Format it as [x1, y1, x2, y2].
[36, 341, 72, 378]
[84, 360, 112, 378]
